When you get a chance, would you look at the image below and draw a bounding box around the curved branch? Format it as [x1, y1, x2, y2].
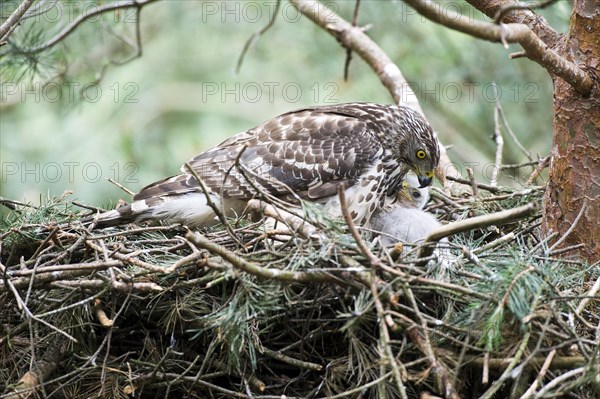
[20, 0, 159, 54]
[403, 0, 593, 95]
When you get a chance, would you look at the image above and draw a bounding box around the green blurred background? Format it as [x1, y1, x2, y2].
[0, 0, 570, 212]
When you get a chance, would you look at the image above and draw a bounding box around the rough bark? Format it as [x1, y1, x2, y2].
[543, 0, 600, 262]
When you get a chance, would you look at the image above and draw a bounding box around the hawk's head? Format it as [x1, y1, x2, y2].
[392, 107, 440, 188]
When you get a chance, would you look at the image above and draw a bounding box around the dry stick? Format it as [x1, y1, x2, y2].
[548, 243, 585, 256]
[212, 359, 266, 393]
[497, 103, 533, 161]
[323, 372, 393, 399]
[183, 162, 230, 230]
[446, 175, 509, 193]
[417, 202, 538, 262]
[261, 347, 323, 371]
[337, 185, 379, 266]
[87, 224, 181, 240]
[235, 0, 281, 73]
[533, 367, 588, 398]
[7, 260, 123, 277]
[0, 267, 120, 291]
[343, 0, 362, 81]
[29, 226, 60, 260]
[164, 251, 206, 274]
[246, 199, 320, 239]
[490, 82, 504, 187]
[289, 0, 460, 189]
[185, 231, 365, 287]
[526, 155, 550, 185]
[480, 330, 532, 399]
[338, 184, 408, 399]
[403, 0, 593, 95]
[466, 167, 479, 197]
[520, 349, 556, 399]
[467, 355, 589, 371]
[501, 160, 540, 169]
[4, 275, 77, 342]
[472, 232, 515, 255]
[49, 279, 163, 292]
[85, 240, 166, 273]
[576, 272, 600, 316]
[370, 276, 409, 399]
[546, 198, 588, 253]
[106, 177, 135, 196]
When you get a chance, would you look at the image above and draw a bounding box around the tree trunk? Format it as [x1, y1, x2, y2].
[543, 0, 600, 262]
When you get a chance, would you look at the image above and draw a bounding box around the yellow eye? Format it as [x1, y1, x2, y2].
[416, 150, 426, 159]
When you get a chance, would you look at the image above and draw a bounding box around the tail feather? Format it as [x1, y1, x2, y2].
[85, 193, 230, 229]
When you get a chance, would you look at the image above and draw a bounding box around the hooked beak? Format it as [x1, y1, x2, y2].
[417, 171, 434, 188]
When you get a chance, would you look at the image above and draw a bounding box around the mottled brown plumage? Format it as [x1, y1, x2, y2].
[93, 102, 440, 228]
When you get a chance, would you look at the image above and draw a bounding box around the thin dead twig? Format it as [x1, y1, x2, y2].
[417, 202, 538, 261]
[343, 0, 361, 81]
[466, 167, 479, 197]
[85, 240, 166, 273]
[403, 285, 460, 398]
[497, 103, 533, 161]
[526, 155, 550, 185]
[490, 82, 504, 187]
[520, 349, 556, 398]
[246, 199, 321, 239]
[370, 275, 408, 398]
[337, 185, 379, 266]
[107, 177, 135, 197]
[547, 198, 588, 253]
[235, 0, 281, 73]
[186, 231, 364, 287]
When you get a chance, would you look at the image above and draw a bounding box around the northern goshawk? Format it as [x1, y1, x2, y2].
[92, 102, 440, 228]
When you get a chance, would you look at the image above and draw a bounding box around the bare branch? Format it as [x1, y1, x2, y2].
[0, 0, 36, 44]
[236, 0, 281, 73]
[466, 167, 479, 197]
[186, 231, 367, 287]
[417, 202, 538, 261]
[343, 0, 361, 81]
[490, 82, 504, 187]
[403, 0, 593, 95]
[20, 0, 160, 54]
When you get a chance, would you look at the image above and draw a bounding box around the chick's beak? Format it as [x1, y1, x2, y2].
[417, 172, 434, 188]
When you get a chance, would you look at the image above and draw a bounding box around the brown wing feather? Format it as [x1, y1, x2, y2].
[165, 105, 385, 202]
